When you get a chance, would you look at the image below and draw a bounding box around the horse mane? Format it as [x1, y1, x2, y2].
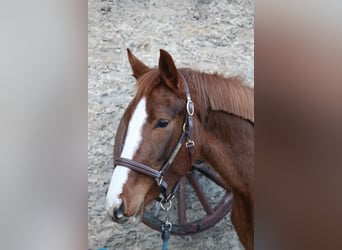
[134, 68, 254, 123]
[181, 68, 254, 123]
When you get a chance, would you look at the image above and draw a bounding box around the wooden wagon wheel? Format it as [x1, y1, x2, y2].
[114, 117, 233, 236]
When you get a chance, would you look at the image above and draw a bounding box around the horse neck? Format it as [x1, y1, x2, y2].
[181, 69, 254, 195]
[199, 111, 254, 194]
[181, 68, 254, 124]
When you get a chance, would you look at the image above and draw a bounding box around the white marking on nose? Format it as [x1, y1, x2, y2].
[106, 97, 147, 216]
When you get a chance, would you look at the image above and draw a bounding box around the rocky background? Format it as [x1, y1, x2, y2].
[88, 0, 253, 249]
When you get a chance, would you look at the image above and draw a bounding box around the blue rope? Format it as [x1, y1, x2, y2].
[162, 240, 169, 250]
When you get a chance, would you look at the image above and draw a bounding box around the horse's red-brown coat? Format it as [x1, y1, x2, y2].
[119, 49, 254, 249]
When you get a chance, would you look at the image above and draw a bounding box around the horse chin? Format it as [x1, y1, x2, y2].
[117, 213, 141, 224]
[128, 203, 144, 224]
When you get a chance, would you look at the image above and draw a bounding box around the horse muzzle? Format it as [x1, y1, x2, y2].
[111, 203, 130, 224]
[108, 201, 142, 224]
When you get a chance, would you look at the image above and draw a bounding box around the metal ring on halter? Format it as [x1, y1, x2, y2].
[186, 100, 194, 116]
[182, 122, 188, 133]
[160, 199, 172, 211]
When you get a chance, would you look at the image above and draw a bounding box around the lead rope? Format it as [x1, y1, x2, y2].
[160, 198, 173, 250]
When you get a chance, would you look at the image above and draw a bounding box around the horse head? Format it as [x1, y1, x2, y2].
[105, 49, 198, 224]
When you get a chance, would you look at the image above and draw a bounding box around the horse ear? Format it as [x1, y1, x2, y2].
[127, 48, 150, 78]
[158, 49, 179, 91]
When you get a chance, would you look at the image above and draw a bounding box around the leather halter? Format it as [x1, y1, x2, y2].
[114, 73, 195, 202]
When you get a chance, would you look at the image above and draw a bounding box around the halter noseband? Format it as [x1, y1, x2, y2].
[114, 73, 195, 202]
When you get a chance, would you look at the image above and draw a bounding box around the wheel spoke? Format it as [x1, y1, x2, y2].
[176, 176, 187, 225]
[194, 163, 228, 189]
[187, 172, 214, 215]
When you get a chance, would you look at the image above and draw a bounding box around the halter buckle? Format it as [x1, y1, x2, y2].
[157, 175, 164, 186]
[165, 193, 175, 203]
[186, 139, 195, 148]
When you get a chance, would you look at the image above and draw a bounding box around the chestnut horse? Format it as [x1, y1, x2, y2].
[106, 49, 254, 249]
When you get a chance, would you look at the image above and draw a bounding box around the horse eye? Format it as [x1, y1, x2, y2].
[155, 119, 169, 128]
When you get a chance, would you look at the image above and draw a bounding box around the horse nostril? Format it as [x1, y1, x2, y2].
[113, 202, 125, 221]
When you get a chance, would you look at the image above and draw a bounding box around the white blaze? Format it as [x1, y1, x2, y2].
[105, 98, 147, 215]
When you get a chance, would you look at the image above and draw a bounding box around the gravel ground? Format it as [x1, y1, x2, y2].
[88, 0, 254, 249]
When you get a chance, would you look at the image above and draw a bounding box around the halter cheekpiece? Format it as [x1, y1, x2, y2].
[114, 72, 195, 203]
